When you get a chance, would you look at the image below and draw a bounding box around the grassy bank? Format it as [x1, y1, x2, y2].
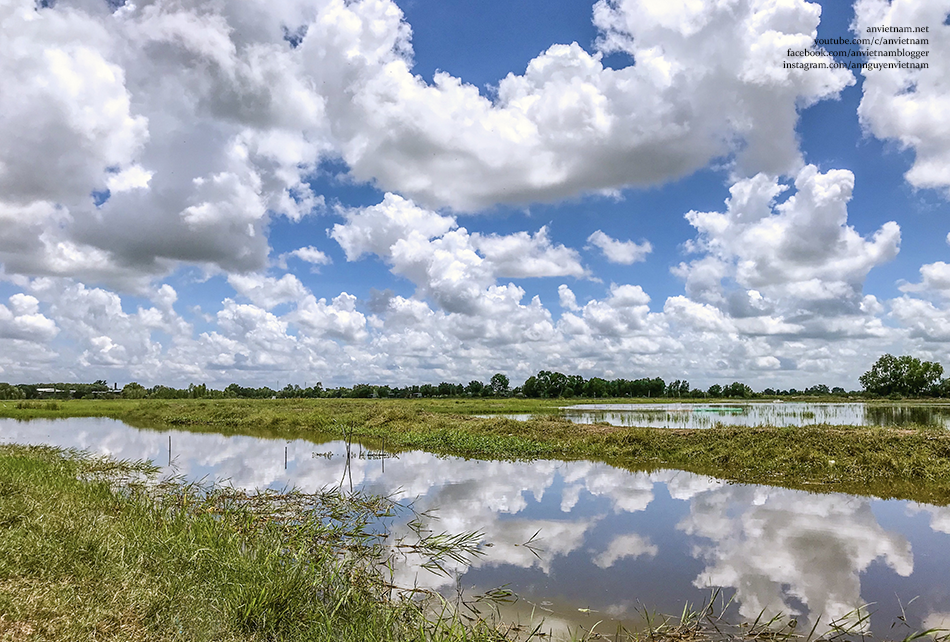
[0, 444, 501, 641]
[3, 398, 950, 504]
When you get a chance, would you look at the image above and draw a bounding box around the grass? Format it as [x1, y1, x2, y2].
[2, 397, 950, 505]
[2, 445, 947, 642]
[0, 443, 505, 641]
[618, 590, 949, 642]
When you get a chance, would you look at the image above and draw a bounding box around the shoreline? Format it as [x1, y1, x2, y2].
[2, 398, 950, 505]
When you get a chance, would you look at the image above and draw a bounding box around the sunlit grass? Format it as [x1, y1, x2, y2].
[2, 445, 948, 641]
[0, 444, 502, 641]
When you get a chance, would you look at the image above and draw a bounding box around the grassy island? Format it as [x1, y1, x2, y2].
[3, 397, 950, 505]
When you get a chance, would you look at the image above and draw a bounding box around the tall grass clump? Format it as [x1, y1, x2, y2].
[0, 444, 499, 641]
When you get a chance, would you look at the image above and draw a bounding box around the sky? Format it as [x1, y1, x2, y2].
[1, 0, 949, 390]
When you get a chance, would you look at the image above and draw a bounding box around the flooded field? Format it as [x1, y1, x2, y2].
[550, 402, 950, 429]
[2, 417, 949, 639]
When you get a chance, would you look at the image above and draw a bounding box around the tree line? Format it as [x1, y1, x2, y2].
[0, 354, 945, 401]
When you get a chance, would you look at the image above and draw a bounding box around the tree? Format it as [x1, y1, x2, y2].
[278, 384, 303, 398]
[350, 384, 374, 398]
[489, 373, 510, 396]
[568, 375, 585, 396]
[121, 382, 147, 399]
[188, 383, 208, 399]
[0, 383, 25, 400]
[586, 377, 608, 398]
[536, 371, 568, 397]
[860, 354, 944, 397]
[522, 376, 539, 398]
[669, 380, 690, 397]
[724, 382, 752, 398]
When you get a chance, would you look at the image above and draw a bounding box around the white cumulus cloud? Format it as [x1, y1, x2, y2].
[586, 230, 652, 264]
[676, 165, 900, 339]
[854, 0, 950, 194]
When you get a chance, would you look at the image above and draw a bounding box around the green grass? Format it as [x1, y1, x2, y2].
[0, 444, 502, 641]
[2, 444, 948, 642]
[3, 398, 950, 504]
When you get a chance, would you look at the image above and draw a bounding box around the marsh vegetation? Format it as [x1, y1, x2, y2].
[2, 397, 949, 504]
[3, 394, 950, 640]
[0, 443, 509, 641]
[2, 426, 949, 642]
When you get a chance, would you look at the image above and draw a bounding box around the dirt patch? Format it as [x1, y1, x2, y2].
[0, 616, 35, 642]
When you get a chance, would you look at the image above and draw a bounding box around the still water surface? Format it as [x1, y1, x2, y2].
[2, 417, 950, 638]
[556, 402, 950, 429]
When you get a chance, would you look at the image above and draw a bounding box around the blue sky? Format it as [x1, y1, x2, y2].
[1, 0, 949, 390]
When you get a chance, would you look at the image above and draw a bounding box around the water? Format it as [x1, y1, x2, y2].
[559, 402, 950, 429]
[2, 417, 950, 638]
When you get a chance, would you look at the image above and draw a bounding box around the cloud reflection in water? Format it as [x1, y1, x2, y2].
[1, 417, 947, 634]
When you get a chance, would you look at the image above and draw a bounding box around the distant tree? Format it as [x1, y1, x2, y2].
[121, 382, 147, 399]
[707, 384, 723, 398]
[347, 384, 372, 398]
[489, 373, 510, 396]
[220, 383, 275, 399]
[724, 382, 752, 398]
[0, 383, 25, 400]
[522, 376, 539, 398]
[188, 383, 208, 399]
[533, 371, 568, 398]
[278, 384, 303, 398]
[831, 386, 846, 395]
[934, 379, 950, 398]
[437, 382, 456, 397]
[568, 375, 586, 396]
[647, 377, 666, 398]
[586, 377, 608, 398]
[148, 385, 186, 399]
[860, 354, 944, 397]
[465, 380, 484, 395]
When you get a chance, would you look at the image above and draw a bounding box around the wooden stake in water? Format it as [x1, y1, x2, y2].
[284, 446, 288, 470]
[168, 435, 171, 466]
[340, 426, 354, 492]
